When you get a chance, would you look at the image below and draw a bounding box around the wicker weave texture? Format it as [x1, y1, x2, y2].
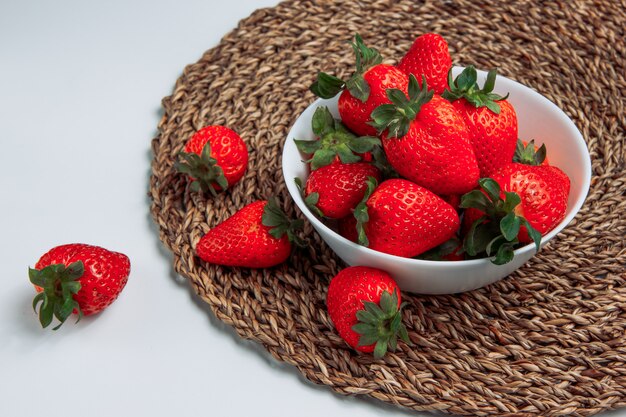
[150, 1, 626, 415]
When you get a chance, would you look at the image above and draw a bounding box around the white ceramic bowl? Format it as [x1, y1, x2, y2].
[282, 67, 591, 294]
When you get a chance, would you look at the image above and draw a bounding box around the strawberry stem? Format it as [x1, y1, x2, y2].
[353, 176, 378, 247]
[369, 74, 434, 138]
[176, 141, 228, 196]
[513, 139, 547, 166]
[262, 197, 306, 247]
[310, 33, 382, 102]
[460, 178, 542, 264]
[29, 261, 84, 330]
[294, 106, 380, 170]
[442, 66, 509, 114]
[352, 289, 410, 358]
[294, 177, 324, 218]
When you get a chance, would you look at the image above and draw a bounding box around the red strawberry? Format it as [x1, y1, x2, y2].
[354, 178, 460, 258]
[514, 139, 550, 166]
[441, 194, 462, 212]
[442, 246, 465, 261]
[294, 106, 380, 170]
[29, 243, 131, 329]
[337, 64, 409, 136]
[417, 237, 464, 261]
[326, 266, 409, 357]
[397, 33, 452, 95]
[443, 66, 518, 177]
[298, 162, 381, 219]
[370, 75, 479, 195]
[177, 125, 248, 195]
[196, 199, 302, 268]
[461, 165, 570, 264]
[338, 215, 358, 242]
[310, 34, 408, 136]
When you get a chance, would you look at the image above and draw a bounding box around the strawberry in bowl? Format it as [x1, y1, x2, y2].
[283, 34, 590, 294]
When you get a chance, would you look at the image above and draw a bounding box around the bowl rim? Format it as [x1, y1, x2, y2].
[282, 66, 592, 267]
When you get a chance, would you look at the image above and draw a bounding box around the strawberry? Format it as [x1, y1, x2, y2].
[514, 139, 550, 166]
[441, 194, 462, 212]
[443, 66, 518, 177]
[196, 199, 303, 268]
[176, 125, 248, 195]
[296, 162, 381, 219]
[29, 243, 131, 330]
[310, 34, 408, 136]
[354, 178, 460, 258]
[461, 164, 569, 264]
[417, 237, 464, 261]
[397, 33, 452, 95]
[370, 74, 480, 195]
[294, 106, 380, 170]
[338, 215, 358, 242]
[326, 266, 409, 358]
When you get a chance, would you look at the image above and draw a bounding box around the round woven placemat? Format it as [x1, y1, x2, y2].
[150, 1, 625, 415]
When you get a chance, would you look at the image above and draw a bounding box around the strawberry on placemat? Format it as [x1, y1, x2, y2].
[177, 125, 248, 195]
[196, 199, 303, 268]
[326, 266, 410, 358]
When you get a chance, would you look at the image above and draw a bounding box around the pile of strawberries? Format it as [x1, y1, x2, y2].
[29, 33, 571, 359]
[298, 33, 571, 265]
[165, 32, 571, 357]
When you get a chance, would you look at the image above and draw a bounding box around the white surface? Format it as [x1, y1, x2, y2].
[0, 2, 619, 417]
[0, 1, 414, 417]
[283, 67, 591, 294]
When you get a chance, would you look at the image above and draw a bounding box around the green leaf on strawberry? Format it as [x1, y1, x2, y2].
[261, 197, 306, 247]
[310, 73, 346, 99]
[442, 65, 509, 114]
[416, 237, 463, 261]
[310, 33, 382, 102]
[371, 146, 400, 180]
[347, 135, 380, 154]
[460, 178, 541, 265]
[294, 177, 324, 218]
[29, 261, 84, 330]
[369, 74, 434, 138]
[513, 139, 547, 166]
[353, 176, 378, 247]
[294, 106, 381, 170]
[176, 140, 229, 196]
[352, 289, 410, 358]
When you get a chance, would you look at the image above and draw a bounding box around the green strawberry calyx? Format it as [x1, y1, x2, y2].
[352, 289, 411, 358]
[29, 261, 84, 330]
[442, 65, 509, 114]
[294, 177, 324, 218]
[294, 106, 381, 170]
[460, 178, 542, 265]
[262, 197, 306, 247]
[176, 140, 229, 196]
[310, 33, 383, 102]
[371, 146, 400, 180]
[513, 139, 547, 166]
[369, 74, 434, 138]
[417, 237, 463, 261]
[353, 176, 378, 247]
